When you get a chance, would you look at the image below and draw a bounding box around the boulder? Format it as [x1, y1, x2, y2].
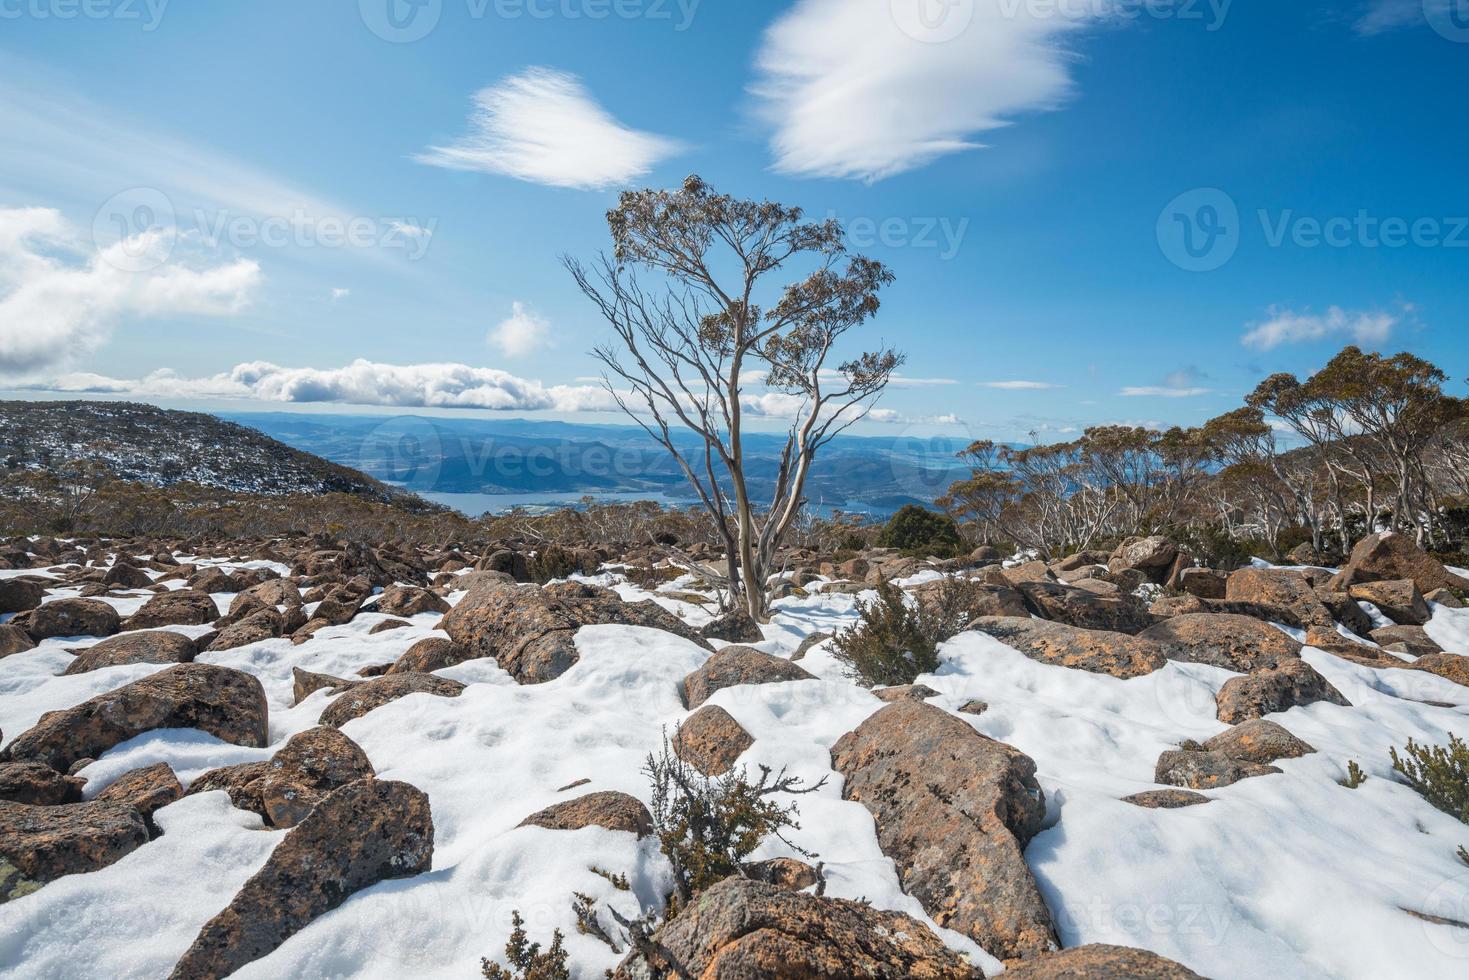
[0, 624, 36, 659]
[1139, 614, 1302, 672]
[1330, 532, 1469, 595]
[1110, 536, 1179, 582]
[873, 683, 942, 703]
[186, 567, 240, 594]
[1216, 659, 1350, 724]
[789, 632, 832, 662]
[1315, 590, 1377, 638]
[830, 700, 1058, 961]
[1370, 625, 1443, 657]
[373, 585, 449, 618]
[911, 579, 1029, 621]
[388, 636, 478, 674]
[1154, 749, 1281, 789]
[610, 877, 974, 980]
[700, 607, 764, 644]
[970, 617, 1167, 679]
[238, 578, 302, 607]
[0, 762, 85, 805]
[1001, 944, 1205, 979]
[1122, 789, 1212, 809]
[1349, 580, 1430, 626]
[0, 578, 44, 615]
[1176, 567, 1228, 599]
[256, 727, 376, 829]
[127, 590, 219, 630]
[518, 791, 653, 838]
[291, 667, 361, 705]
[318, 673, 466, 728]
[63, 631, 196, 675]
[14, 598, 121, 641]
[1202, 719, 1316, 764]
[169, 779, 433, 980]
[744, 857, 821, 892]
[0, 664, 269, 773]
[672, 705, 753, 776]
[94, 762, 183, 832]
[368, 619, 410, 634]
[1225, 568, 1334, 630]
[440, 580, 710, 685]
[681, 646, 816, 709]
[1406, 653, 1469, 688]
[0, 799, 149, 903]
[1016, 581, 1155, 634]
[1426, 588, 1465, 608]
[103, 563, 153, 590]
[204, 607, 284, 652]
[1004, 560, 1056, 585]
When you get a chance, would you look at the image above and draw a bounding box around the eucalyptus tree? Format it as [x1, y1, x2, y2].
[566, 176, 900, 620]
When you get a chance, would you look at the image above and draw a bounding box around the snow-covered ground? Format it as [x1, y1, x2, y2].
[3, 559, 1469, 978]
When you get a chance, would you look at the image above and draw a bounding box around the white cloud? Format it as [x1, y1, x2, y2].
[330, 287, 350, 303]
[1353, 0, 1435, 34]
[752, 0, 1100, 181]
[1119, 386, 1212, 398]
[0, 207, 261, 376]
[979, 380, 1065, 390]
[488, 301, 553, 358]
[1241, 304, 1406, 351]
[415, 68, 684, 191]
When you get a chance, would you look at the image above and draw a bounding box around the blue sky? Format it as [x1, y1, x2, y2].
[1, 0, 1465, 444]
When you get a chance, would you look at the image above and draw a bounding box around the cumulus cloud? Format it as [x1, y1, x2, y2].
[489, 301, 554, 358]
[1241, 304, 1407, 351]
[752, 0, 1100, 181]
[415, 68, 684, 190]
[0, 207, 261, 376]
[979, 380, 1065, 390]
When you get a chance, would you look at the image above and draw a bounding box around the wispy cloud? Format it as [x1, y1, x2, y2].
[1241, 304, 1408, 351]
[416, 68, 684, 190]
[0, 208, 261, 376]
[1119, 386, 1211, 398]
[488, 301, 554, 358]
[752, 0, 1099, 181]
[980, 380, 1065, 390]
[1353, 0, 1430, 34]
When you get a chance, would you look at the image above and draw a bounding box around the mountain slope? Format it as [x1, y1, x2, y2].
[0, 400, 423, 506]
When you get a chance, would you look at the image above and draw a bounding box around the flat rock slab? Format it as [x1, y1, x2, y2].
[1123, 789, 1213, 809]
[681, 645, 816, 709]
[1, 664, 268, 773]
[0, 762, 85, 806]
[612, 877, 975, 979]
[1139, 613, 1302, 672]
[1016, 581, 1156, 635]
[830, 699, 1058, 961]
[1225, 568, 1334, 630]
[971, 617, 1167, 679]
[169, 778, 433, 979]
[318, 673, 466, 728]
[1330, 531, 1469, 595]
[518, 790, 653, 838]
[126, 590, 219, 630]
[1155, 749, 1281, 790]
[0, 799, 149, 903]
[1349, 580, 1430, 626]
[64, 631, 197, 675]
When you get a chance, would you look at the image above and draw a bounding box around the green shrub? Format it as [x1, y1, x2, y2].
[1339, 760, 1368, 789]
[528, 545, 597, 584]
[1391, 733, 1469, 823]
[831, 577, 983, 688]
[645, 734, 824, 913]
[481, 910, 569, 980]
[875, 505, 962, 557]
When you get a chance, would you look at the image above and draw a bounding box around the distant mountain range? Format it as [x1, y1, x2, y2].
[0, 401, 421, 507]
[224, 412, 976, 514]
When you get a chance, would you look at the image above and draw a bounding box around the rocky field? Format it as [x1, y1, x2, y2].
[1, 531, 1468, 978]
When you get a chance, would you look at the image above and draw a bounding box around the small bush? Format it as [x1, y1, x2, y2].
[645, 733, 824, 912]
[831, 577, 982, 688]
[481, 910, 569, 980]
[876, 505, 962, 557]
[1391, 733, 1469, 823]
[528, 546, 597, 584]
[1339, 760, 1368, 789]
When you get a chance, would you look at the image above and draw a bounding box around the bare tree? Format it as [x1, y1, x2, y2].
[566, 176, 900, 620]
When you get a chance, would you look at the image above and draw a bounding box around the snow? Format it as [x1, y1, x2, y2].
[3, 562, 1469, 978]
